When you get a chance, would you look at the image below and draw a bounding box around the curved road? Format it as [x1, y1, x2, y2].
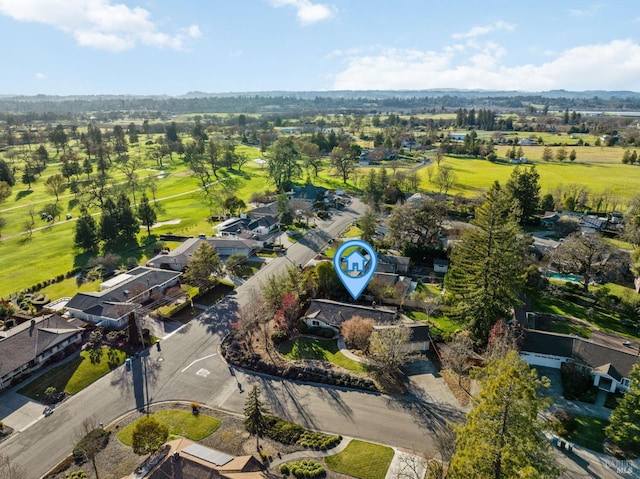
[0, 198, 460, 478]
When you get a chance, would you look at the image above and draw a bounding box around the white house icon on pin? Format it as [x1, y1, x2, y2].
[344, 250, 367, 273]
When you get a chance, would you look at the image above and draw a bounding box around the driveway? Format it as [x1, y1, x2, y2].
[403, 358, 466, 410]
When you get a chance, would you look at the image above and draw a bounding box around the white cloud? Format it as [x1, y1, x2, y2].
[269, 0, 336, 25]
[35, 72, 46, 80]
[331, 39, 640, 91]
[452, 20, 515, 40]
[0, 0, 200, 51]
[568, 4, 602, 17]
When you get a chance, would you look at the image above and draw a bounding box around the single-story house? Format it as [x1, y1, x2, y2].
[520, 330, 638, 393]
[289, 185, 329, 205]
[129, 437, 265, 479]
[0, 314, 84, 391]
[66, 266, 182, 328]
[518, 138, 537, 146]
[146, 238, 261, 271]
[304, 299, 396, 331]
[377, 254, 410, 274]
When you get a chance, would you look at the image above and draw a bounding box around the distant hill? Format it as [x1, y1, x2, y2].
[1, 89, 640, 115]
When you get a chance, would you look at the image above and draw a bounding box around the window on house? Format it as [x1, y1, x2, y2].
[312, 320, 320, 326]
[622, 378, 630, 386]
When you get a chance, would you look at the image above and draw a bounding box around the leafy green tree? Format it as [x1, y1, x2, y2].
[116, 193, 139, 244]
[605, 361, 640, 455]
[33, 144, 49, 169]
[21, 159, 37, 190]
[359, 210, 378, 244]
[223, 195, 246, 216]
[276, 193, 293, 226]
[329, 141, 360, 184]
[555, 146, 567, 161]
[542, 147, 553, 162]
[48, 124, 68, 154]
[44, 173, 66, 203]
[132, 417, 169, 457]
[505, 165, 540, 224]
[314, 262, 342, 298]
[445, 182, 526, 346]
[268, 137, 302, 191]
[75, 207, 99, 252]
[569, 149, 577, 162]
[183, 242, 222, 292]
[244, 385, 271, 451]
[0, 158, 15, 186]
[447, 351, 559, 479]
[137, 193, 157, 236]
[0, 181, 10, 204]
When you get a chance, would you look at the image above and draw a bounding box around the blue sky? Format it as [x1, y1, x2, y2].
[1, 0, 639, 95]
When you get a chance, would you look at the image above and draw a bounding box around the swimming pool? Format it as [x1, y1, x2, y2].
[545, 271, 582, 283]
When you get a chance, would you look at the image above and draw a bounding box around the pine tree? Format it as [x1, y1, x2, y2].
[244, 385, 271, 451]
[115, 193, 139, 244]
[137, 193, 157, 236]
[605, 361, 640, 455]
[505, 165, 541, 224]
[444, 182, 526, 346]
[74, 207, 99, 252]
[447, 351, 560, 479]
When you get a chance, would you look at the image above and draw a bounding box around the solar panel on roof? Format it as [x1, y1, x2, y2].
[182, 444, 233, 466]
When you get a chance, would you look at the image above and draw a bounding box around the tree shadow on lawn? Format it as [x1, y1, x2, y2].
[15, 189, 33, 201]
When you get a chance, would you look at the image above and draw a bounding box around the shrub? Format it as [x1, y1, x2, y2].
[65, 471, 88, 479]
[560, 363, 593, 400]
[341, 316, 374, 350]
[282, 460, 325, 479]
[271, 330, 289, 345]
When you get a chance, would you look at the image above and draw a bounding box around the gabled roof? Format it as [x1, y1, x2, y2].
[592, 363, 623, 381]
[291, 185, 328, 201]
[305, 299, 396, 327]
[66, 267, 181, 319]
[521, 330, 639, 379]
[0, 315, 83, 377]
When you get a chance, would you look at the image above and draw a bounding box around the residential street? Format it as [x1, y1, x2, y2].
[0, 199, 452, 478]
[0, 198, 632, 479]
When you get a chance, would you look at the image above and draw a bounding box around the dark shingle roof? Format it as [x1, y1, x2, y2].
[66, 267, 181, 318]
[573, 339, 637, 379]
[521, 331, 574, 358]
[0, 315, 83, 378]
[305, 299, 396, 327]
[521, 330, 639, 379]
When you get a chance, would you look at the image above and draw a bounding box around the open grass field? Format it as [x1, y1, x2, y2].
[279, 337, 367, 373]
[116, 409, 221, 446]
[420, 152, 640, 201]
[17, 348, 126, 400]
[324, 439, 394, 479]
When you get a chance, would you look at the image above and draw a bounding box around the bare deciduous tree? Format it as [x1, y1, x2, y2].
[341, 316, 374, 351]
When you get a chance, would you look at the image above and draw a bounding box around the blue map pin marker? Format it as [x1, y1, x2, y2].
[333, 239, 378, 300]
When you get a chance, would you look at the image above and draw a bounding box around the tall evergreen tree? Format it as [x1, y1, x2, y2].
[136, 193, 157, 236]
[243, 385, 271, 451]
[505, 165, 540, 224]
[115, 193, 139, 244]
[448, 351, 560, 479]
[74, 207, 99, 251]
[268, 137, 302, 192]
[605, 361, 640, 455]
[445, 182, 527, 345]
[99, 197, 119, 248]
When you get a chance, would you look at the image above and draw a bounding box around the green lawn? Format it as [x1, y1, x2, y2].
[18, 348, 127, 400]
[406, 310, 462, 335]
[325, 439, 394, 479]
[530, 292, 636, 339]
[117, 409, 221, 446]
[566, 415, 609, 453]
[279, 337, 366, 373]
